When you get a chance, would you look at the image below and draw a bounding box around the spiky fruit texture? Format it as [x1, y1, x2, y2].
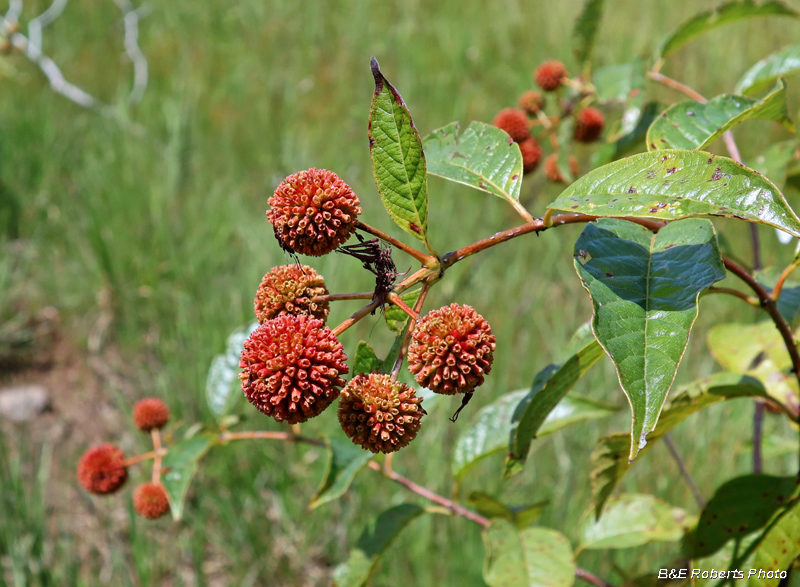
[518, 138, 542, 174]
[338, 373, 424, 453]
[267, 168, 361, 257]
[544, 154, 564, 183]
[77, 444, 128, 495]
[518, 90, 545, 116]
[254, 264, 329, 324]
[408, 304, 496, 395]
[133, 398, 170, 432]
[535, 60, 568, 92]
[133, 482, 170, 519]
[574, 107, 605, 143]
[239, 315, 348, 424]
[492, 109, 530, 143]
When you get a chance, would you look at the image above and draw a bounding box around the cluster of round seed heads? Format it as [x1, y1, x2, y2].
[133, 398, 170, 432]
[408, 304, 496, 395]
[338, 373, 424, 453]
[77, 444, 128, 495]
[492, 108, 530, 143]
[518, 90, 545, 116]
[535, 60, 568, 92]
[518, 138, 542, 174]
[254, 264, 329, 324]
[544, 155, 579, 183]
[267, 168, 361, 257]
[574, 107, 605, 143]
[133, 482, 171, 519]
[239, 315, 348, 424]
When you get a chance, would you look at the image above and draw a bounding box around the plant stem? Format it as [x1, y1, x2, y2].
[356, 220, 437, 266]
[704, 286, 759, 306]
[331, 298, 382, 336]
[663, 434, 706, 508]
[219, 430, 326, 447]
[390, 282, 430, 379]
[122, 449, 167, 467]
[772, 260, 800, 301]
[312, 292, 374, 303]
[753, 402, 764, 474]
[440, 214, 665, 269]
[647, 71, 706, 103]
[511, 200, 535, 223]
[575, 568, 617, 587]
[388, 293, 420, 321]
[151, 429, 163, 484]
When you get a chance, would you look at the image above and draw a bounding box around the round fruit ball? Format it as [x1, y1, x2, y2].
[574, 107, 605, 143]
[338, 373, 424, 453]
[535, 60, 568, 92]
[267, 168, 361, 257]
[408, 304, 496, 395]
[254, 264, 329, 324]
[518, 138, 542, 174]
[239, 315, 348, 424]
[77, 444, 128, 495]
[518, 90, 545, 116]
[133, 398, 170, 432]
[133, 482, 170, 519]
[492, 108, 530, 143]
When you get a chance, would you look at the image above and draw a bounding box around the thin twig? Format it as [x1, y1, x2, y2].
[122, 448, 167, 467]
[663, 434, 706, 508]
[331, 298, 382, 336]
[575, 568, 617, 587]
[356, 221, 437, 266]
[151, 428, 162, 483]
[647, 71, 706, 103]
[219, 430, 326, 447]
[311, 292, 374, 303]
[390, 282, 430, 379]
[387, 293, 420, 321]
[753, 402, 765, 474]
[704, 286, 759, 306]
[772, 261, 800, 302]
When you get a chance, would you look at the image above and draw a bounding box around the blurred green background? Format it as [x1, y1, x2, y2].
[2, 0, 800, 584]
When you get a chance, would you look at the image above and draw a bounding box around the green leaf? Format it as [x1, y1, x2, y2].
[574, 218, 725, 461]
[749, 498, 800, 587]
[507, 341, 605, 463]
[750, 139, 799, 190]
[333, 504, 426, 587]
[594, 59, 645, 139]
[467, 491, 515, 521]
[659, 1, 798, 59]
[423, 121, 524, 210]
[548, 150, 800, 238]
[352, 341, 384, 377]
[205, 322, 258, 418]
[693, 475, 798, 558]
[483, 520, 576, 587]
[580, 494, 692, 549]
[737, 44, 800, 95]
[572, 0, 605, 64]
[162, 436, 212, 521]
[384, 289, 421, 333]
[310, 436, 373, 509]
[590, 373, 766, 518]
[380, 325, 409, 373]
[646, 80, 793, 151]
[369, 57, 429, 244]
[453, 389, 528, 482]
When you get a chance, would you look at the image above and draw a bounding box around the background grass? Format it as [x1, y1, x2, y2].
[2, 0, 800, 584]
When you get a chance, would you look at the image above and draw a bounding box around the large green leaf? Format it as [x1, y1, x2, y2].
[333, 504, 426, 587]
[590, 373, 766, 518]
[574, 218, 725, 461]
[506, 340, 605, 465]
[423, 121, 524, 211]
[483, 520, 575, 587]
[368, 57, 429, 245]
[646, 81, 793, 151]
[580, 494, 692, 549]
[162, 436, 212, 521]
[572, 0, 605, 64]
[692, 475, 798, 558]
[548, 150, 800, 238]
[310, 436, 374, 509]
[593, 59, 645, 139]
[736, 44, 800, 95]
[659, 1, 798, 59]
[749, 498, 800, 587]
[205, 322, 258, 418]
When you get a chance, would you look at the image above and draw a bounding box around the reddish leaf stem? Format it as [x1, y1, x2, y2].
[151, 429, 163, 484]
[575, 568, 617, 587]
[312, 292, 374, 303]
[388, 293, 420, 321]
[390, 282, 431, 379]
[219, 430, 326, 447]
[356, 220, 437, 266]
[772, 261, 800, 302]
[704, 286, 759, 306]
[122, 448, 167, 467]
[331, 298, 382, 336]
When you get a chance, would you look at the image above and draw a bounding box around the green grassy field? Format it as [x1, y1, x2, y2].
[2, 0, 800, 584]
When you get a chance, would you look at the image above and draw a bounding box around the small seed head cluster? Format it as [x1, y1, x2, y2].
[133, 482, 171, 519]
[254, 264, 330, 323]
[133, 398, 170, 432]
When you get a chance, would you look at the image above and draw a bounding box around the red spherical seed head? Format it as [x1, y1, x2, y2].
[77, 444, 128, 495]
[239, 315, 348, 424]
[518, 138, 542, 174]
[518, 90, 545, 116]
[133, 398, 170, 432]
[254, 264, 329, 324]
[267, 168, 362, 257]
[535, 60, 568, 92]
[544, 154, 565, 183]
[492, 108, 530, 143]
[574, 107, 605, 143]
[408, 304, 496, 395]
[338, 373, 424, 454]
[133, 482, 171, 519]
